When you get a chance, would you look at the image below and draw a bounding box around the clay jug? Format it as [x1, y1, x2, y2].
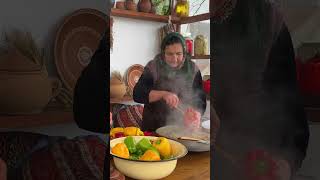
[0, 50, 61, 114]
[138, 0, 152, 13]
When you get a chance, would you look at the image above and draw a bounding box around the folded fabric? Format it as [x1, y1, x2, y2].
[112, 104, 144, 128]
[110, 162, 125, 180]
[14, 135, 107, 180]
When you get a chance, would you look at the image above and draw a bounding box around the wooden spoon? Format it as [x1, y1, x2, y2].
[178, 136, 210, 144]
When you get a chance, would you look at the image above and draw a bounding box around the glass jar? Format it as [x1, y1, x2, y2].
[194, 35, 208, 56]
[175, 0, 189, 17]
[183, 33, 193, 55]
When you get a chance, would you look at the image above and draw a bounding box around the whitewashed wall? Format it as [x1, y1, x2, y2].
[110, 17, 165, 75]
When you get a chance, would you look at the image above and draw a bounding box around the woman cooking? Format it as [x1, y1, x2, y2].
[133, 32, 207, 131]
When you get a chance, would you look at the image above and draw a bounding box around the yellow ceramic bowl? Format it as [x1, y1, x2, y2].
[110, 136, 188, 180]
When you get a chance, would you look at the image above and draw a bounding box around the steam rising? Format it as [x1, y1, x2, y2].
[161, 71, 209, 135]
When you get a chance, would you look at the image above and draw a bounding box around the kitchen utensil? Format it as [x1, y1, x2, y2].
[176, 106, 185, 114]
[178, 136, 209, 144]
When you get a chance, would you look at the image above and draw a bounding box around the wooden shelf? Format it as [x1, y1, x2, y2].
[111, 8, 180, 23]
[191, 55, 210, 59]
[180, 13, 210, 24]
[0, 110, 73, 128]
[111, 8, 210, 25]
[0, 101, 73, 128]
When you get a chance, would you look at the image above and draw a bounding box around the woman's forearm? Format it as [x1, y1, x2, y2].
[148, 90, 168, 103]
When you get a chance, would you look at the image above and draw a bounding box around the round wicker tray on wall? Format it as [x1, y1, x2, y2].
[54, 8, 107, 92]
[125, 64, 144, 95]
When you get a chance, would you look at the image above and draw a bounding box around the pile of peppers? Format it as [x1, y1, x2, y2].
[111, 136, 172, 161]
[110, 127, 155, 139]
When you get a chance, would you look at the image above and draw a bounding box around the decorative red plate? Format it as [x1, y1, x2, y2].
[54, 8, 107, 92]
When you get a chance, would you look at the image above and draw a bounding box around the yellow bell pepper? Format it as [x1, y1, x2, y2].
[152, 137, 172, 159]
[110, 127, 124, 138]
[139, 149, 161, 161]
[124, 127, 144, 136]
[111, 143, 130, 159]
[137, 128, 144, 136]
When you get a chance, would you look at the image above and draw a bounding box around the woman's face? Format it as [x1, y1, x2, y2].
[164, 43, 184, 68]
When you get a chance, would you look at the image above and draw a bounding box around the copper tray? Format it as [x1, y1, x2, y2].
[125, 64, 144, 93]
[54, 8, 107, 92]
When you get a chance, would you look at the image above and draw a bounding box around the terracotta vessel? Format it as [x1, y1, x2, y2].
[138, 0, 152, 13]
[0, 50, 61, 114]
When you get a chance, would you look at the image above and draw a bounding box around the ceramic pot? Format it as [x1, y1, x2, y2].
[0, 71, 61, 114]
[0, 49, 61, 114]
[138, 0, 152, 13]
[126, 0, 137, 11]
[110, 82, 127, 98]
[116, 1, 126, 9]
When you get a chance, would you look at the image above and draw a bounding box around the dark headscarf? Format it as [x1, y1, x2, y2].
[160, 32, 186, 55]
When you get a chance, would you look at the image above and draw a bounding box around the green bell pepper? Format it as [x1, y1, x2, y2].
[129, 154, 139, 160]
[136, 138, 160, 157]
[124, 136, 136, 154]
[136, 138, 152, 152]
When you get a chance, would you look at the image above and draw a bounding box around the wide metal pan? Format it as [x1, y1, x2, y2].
[156, 125, 210, 152]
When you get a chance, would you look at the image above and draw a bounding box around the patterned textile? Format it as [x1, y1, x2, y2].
[112, 104, 144, 128]
[110, 163, 125, 180]
[18, 136, 107, 180]
[0, 132, 50, 172]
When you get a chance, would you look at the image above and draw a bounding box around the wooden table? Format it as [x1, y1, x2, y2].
[114, 151, 210, 180]
[161, 151, 210, 180]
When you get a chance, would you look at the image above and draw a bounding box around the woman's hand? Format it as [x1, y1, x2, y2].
[162, 92, 179, 108]
[183, 108, 201, 129]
